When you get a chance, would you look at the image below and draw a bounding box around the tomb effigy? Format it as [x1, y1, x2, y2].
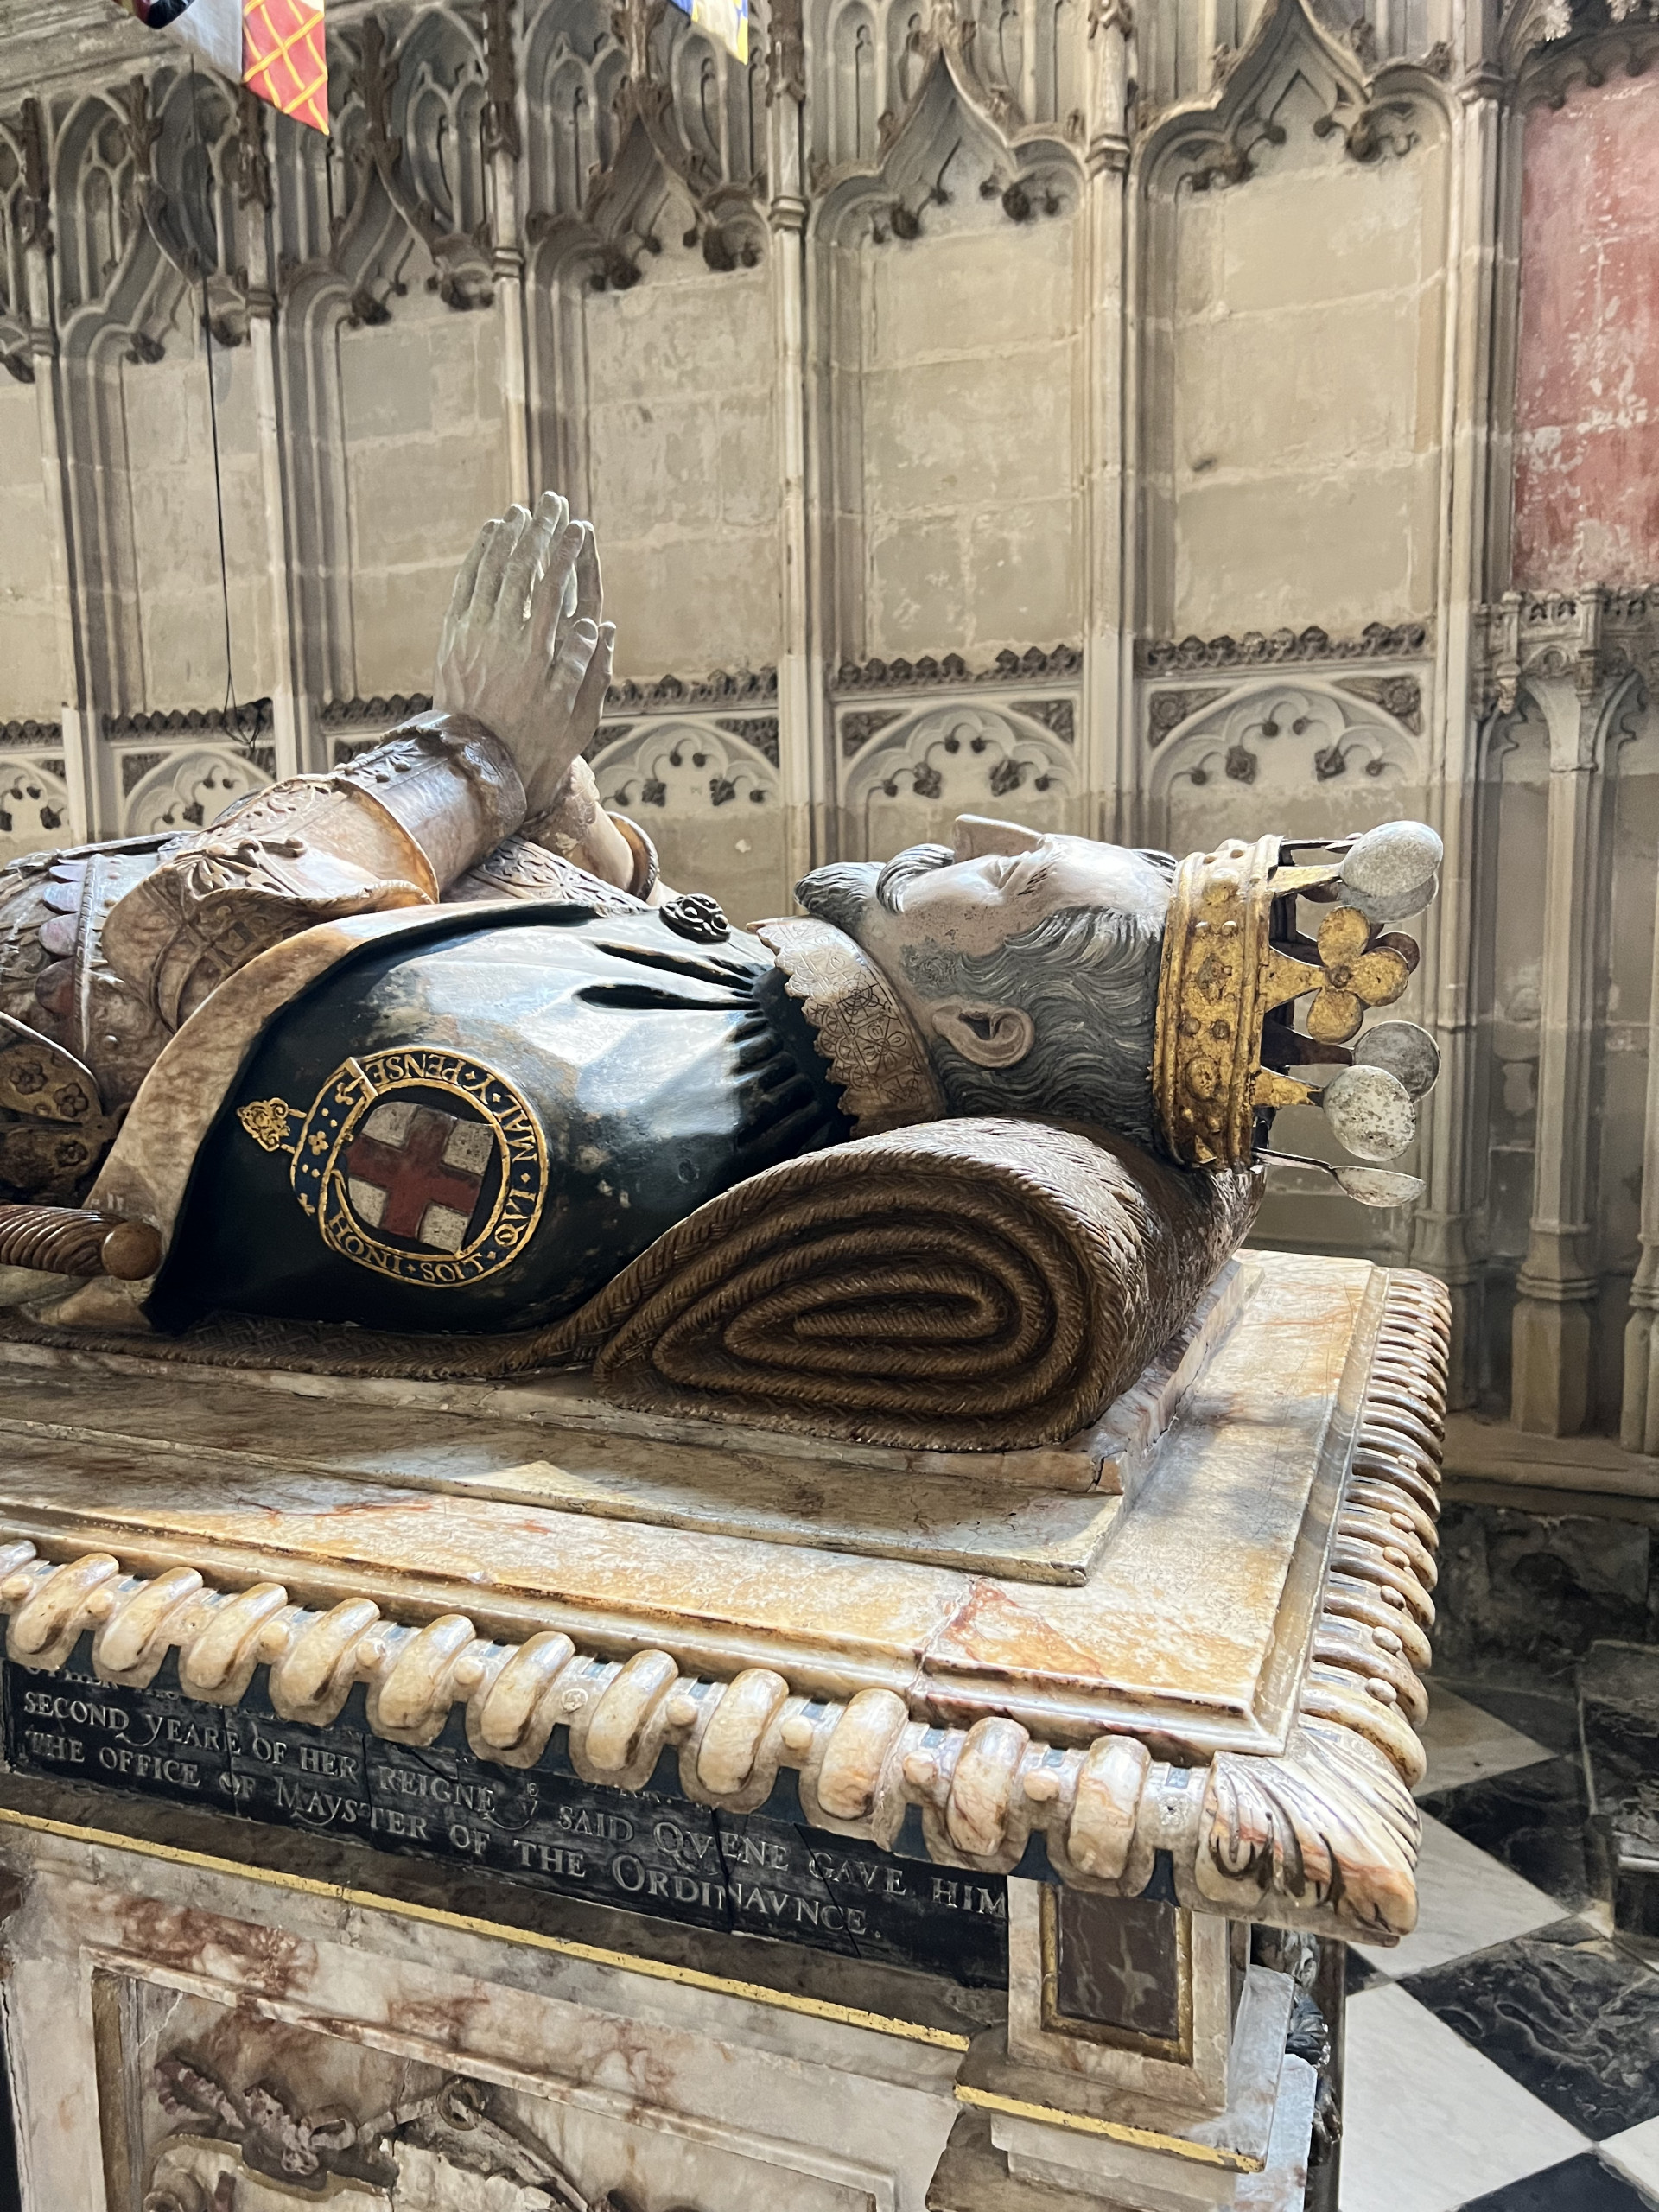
[0, 498, 1447, 2211]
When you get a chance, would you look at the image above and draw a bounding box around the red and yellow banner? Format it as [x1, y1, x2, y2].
[113, 0, 328, 134]
[243, 0, 327, 134]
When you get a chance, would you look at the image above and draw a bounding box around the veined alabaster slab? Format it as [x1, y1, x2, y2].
[0, 1250, 1448, 1944]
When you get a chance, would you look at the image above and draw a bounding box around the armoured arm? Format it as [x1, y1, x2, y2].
[102, 494, 655, 1030]
[101, 715, 527, 1030]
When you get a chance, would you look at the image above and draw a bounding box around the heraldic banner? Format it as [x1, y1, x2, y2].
[114, 0, 329, 134]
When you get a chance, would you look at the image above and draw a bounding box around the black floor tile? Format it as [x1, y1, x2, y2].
[1404, 1916, 1659, 2139]
[1344, 1944, 1385, 1994]
[1437, 1678, 1581, 1758]
[1419, 1757, 1599, 1910]
[1581, 1642, 1659, 1859]
[1456, 2152, 1657, 2210]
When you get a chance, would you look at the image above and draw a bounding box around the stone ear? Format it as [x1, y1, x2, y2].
[930, 1001, 1036, 1070]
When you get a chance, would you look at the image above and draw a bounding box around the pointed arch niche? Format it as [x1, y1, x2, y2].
[812, 52, 1084, 676]
[1135, 0, 1454, 645]
[524, 0, 779, 683]
[325, 8, 507, 701]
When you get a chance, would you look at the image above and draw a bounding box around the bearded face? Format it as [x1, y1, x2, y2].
[797, 817, 1174, 1147]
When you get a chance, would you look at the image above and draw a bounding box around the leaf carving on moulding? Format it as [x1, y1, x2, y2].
[118, 749, 166, 795]
[1520, 16, 1659, 109]
[0, 757, 70, 850]
[1024, 696, 1077, 742]
[525, 0, 767, 287]
[841, 707, 906, 758]
[715, 714, 779, 766]
[1169, 102, 1287, 193]
[1188, 1717, 1421, 1941]
[1311, 88, 1418, 163]
[608, 666, 778, 712]
[146, 2057, 600, 2206]
[835, 645, 1082, 692]
[1138, 622, 1429, 674]
[1337, 673, 1423, 734]
[1147, 687, 1229, 747]
[273, 12, 498, 319]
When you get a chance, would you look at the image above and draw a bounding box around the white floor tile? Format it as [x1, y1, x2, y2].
[1415, 1685, 1554, 1800]
[1338, 1983, 1586, 2212]
[1353, 1813, 1565, 1979]
[1600, 2112, 1659, 2205]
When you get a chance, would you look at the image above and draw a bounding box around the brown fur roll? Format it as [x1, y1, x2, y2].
[567, 1119, 1262, 1449]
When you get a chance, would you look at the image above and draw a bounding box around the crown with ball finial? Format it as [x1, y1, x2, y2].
[1152, 821, 1443, 1205]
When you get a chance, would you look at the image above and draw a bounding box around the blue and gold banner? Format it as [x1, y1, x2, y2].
[667, 0, 748, 66]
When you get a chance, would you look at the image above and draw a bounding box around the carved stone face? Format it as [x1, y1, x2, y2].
[797, 816, 1174, 1146]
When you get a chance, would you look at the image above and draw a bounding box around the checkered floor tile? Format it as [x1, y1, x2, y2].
[1338, 1681, 1659, 2212]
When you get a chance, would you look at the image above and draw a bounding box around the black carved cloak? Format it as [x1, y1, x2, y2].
[149, 902, 851, 1336]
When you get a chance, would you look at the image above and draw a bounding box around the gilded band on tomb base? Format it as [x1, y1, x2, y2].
[0, 1804, 972, 2050]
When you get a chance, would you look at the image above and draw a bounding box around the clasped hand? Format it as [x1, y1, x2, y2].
[433, 491, 615, 819]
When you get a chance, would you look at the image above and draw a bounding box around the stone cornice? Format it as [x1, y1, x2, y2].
[834, 646, 1083, 695]
[0, 1270, 1449, 1941]
[1472, 585, 1659, 715]
[607, 667, 779, 714]
[1137, 622, 1431, 676]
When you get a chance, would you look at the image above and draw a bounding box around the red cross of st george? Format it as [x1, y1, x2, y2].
[345, 1108, 483, 1242]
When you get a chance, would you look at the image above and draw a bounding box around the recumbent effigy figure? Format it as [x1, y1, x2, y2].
[0, 493, 1444, 1446]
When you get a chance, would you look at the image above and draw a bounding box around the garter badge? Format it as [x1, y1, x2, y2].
[239, 1050, 547, 1287]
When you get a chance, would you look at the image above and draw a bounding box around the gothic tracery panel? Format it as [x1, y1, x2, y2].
[123, 746, 270, 836]
[840, 699, 1077, 857]
[588, 715, 787, 920]
[1147, 679, 1428, 858]
[0, 753, 69, 864]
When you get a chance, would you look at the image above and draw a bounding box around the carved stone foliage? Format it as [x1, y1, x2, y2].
[805, 0, 1087, 277]
[1509, 0, 1659, 98]
[1148, 683, 1424, 810]
[122, 746, 268, 836]
[836, 645, 1081, 691]
[0, 102, 45, 375]
[526, 0, 767, 288]
[608, 664, 778, 712]
[1146, 686, 1228, 747]
[1337, 672, 1423, 734]
[1147, 0, 1443, 198]
[319, 692, 436, 768]
[1139, 622, 1430, 675]
[50, 66, 247, 352]
[842, 700, 1076, 846]
[1519, 14, 1659, 109]
[810, 0, 1090, 185]
[285, 11, 496, 321]
[146, 2055, 640, 2211]
[588, 715, 779, 814]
